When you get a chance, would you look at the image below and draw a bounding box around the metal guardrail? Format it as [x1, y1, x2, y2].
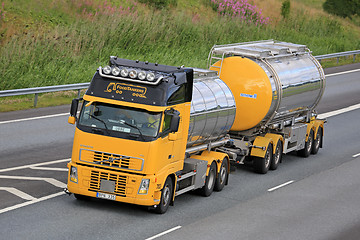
[0, 83, 90, 107]
[0, 50, 359, 108]
[315, 50, 360, 64]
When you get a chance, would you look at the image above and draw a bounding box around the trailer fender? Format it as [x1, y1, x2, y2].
[312, 119, 324, 136]
[265, 133, 284, 155]
[250, 136, 273, 158]
[305, 119, 324, 142]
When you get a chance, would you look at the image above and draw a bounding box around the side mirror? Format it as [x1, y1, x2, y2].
[169, 114, 180, 133]
[70, 98, 79, 117]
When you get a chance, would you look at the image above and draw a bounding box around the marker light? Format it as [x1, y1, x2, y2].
[146, 72, 155, 81]
[138, 71, 146, 80]
[102, 66, 112, 75]
[120, 68, 129, 77]
[129, 70, 138, 79]
[111, 67, 120, 76]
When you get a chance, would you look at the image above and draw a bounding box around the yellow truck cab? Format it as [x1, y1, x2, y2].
[66, 57, 230, 213]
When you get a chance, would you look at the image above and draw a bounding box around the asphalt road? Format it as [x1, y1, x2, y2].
[0, 64, 359, 240]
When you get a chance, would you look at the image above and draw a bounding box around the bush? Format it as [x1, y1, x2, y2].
[138, 0, 177, 9]
[281, 0, 290, 19]
[210, 0, 270, 26]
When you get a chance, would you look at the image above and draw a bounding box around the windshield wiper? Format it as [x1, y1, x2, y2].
[119, 120, 145, 140]
[87, 113, 110, 135]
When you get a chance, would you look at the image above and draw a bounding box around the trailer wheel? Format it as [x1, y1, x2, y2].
[311, 127, 322, 155]
[214, 158, 228, 192]
[298, 129, 314, 158]
[199, 162, 216, 197]
[253, 143, 273, 174]
[270, 141, 282, 170]
[154, 177, 173, 214]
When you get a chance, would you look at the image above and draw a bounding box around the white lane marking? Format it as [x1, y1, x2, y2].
[145, 226, 182, 240]
[0, 112, 69, 125]
[268, 180, 295, 192]
[325, 68, 360, 77]
[30, 166, 68, 172]
[0, 158, 70, 173]
[0, 192, 65, 214]
[0, 175, 66, 188]
[0, 187, 37, 201]
[318, 103, 360, 119]
[353, 153, 360, 158]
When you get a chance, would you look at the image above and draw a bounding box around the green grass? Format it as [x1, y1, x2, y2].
[0, 0, 359, 112]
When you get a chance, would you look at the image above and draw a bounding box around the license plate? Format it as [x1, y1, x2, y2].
[96, 192, 116, 201]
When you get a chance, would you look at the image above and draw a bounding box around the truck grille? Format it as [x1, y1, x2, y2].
[80, 149, 144, 171]
[89, 170, 127, 197]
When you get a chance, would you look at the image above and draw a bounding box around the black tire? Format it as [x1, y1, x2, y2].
[298, 129, 314, 158]
[253, 143, 273, 174]
[199, 162, 216, 197]
[311, 127, 322, 155]
[270, 140, 282, 170]
[214, 158, 228, 192]
[154, 177, 173, 214]
[74, 193, 91, 201]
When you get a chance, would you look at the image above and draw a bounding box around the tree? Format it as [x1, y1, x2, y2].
[323, 0, 360, 19]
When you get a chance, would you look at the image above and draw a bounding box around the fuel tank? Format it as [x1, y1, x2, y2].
[187, 69, 236, 147]
[209, 40, 325, 131]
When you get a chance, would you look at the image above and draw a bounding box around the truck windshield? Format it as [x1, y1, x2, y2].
[78, 101, 162, 139]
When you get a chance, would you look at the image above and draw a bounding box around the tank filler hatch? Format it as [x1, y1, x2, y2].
[207, 39, 308, 75]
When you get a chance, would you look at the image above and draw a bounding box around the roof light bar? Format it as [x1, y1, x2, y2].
[99, 66, 167, 85]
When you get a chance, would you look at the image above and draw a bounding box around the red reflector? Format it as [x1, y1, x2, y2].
[193, 170, 196, 172]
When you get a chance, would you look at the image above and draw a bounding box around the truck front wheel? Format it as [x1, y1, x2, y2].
[154, 177, 173, 214]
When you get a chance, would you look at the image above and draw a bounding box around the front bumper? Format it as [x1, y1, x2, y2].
[67, 162, 161, 206]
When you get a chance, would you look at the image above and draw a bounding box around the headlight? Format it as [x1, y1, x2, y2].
[102, 66, 112, 75]
[138, 179, 150, 194]
[146, 72, 155, 81]
[111, 67, 120, 76]
[129, 70, 138, 79]
[120, 68, 129, 77]
[138, 71, 146, 80]
[70, 166, 78, 183]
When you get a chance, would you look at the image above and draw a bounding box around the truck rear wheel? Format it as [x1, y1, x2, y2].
[199, 162, 216, 197]
[311, 127, 322, 155]
[214, 158, 228, 192]
[298, 129, 314, 158]
[253, 143, 273, 174]
[154, 177, 173, 214]
[270, 141, 282, 171]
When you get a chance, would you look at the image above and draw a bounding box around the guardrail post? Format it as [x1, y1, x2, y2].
[354, 54, 356, 63]
[337, 57, 339, 64]
[77, 89, 81, 98]
[34, 93, 38, 108]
